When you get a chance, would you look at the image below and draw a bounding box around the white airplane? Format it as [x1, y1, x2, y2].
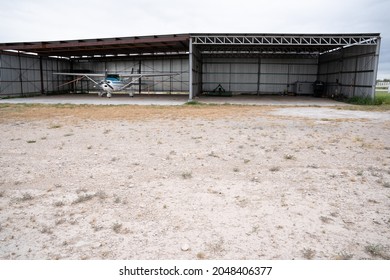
[54, 71, 179, 98]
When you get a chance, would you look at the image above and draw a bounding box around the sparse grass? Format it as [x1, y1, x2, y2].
[112, 222, 123, 234]
[284, 154, 296, 160]
[95, 190, 108, 200]
[346, 96, 382, 105]
[382, 181, 390, 188]
[0, 190, 4, 198]
[72, 193, 94, 204]
[302, 248, 316, 259]
[338, 93, 390, 109]
[111, 156, 119, 162]
[269, 166, 280, 172]
[196, 252, 206, 259]
[334, 251, 354, 260]
[184, 100, 205, 106]
[365, 244, 390, 259]
[113, 196, 121, 204]
[17, 192, 34, 202]
[49, 124, 62, 129]
[55, 218, 66, 226]
[53, 201, 65, 207]
[375, 92, 390, 105]
[320, 216, 333, 224]
[40, 225, 53, 234]
[181, 171, 193, 179]
[207, 237, 225, 255]
[208, 151, 219, 158]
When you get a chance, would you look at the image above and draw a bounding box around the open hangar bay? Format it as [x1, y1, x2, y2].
[0, 33, 381, 102]
[1, 34, 390, 261]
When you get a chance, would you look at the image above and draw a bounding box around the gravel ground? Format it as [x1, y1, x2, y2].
[0, 104, 389, 260]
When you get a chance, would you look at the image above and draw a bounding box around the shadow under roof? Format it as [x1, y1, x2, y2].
[0, 34, 191, 58]
[0, 33, 380, 58]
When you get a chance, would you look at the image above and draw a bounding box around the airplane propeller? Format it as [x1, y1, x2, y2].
[100, 69, 114, 90]
[99, 81, 114, 90]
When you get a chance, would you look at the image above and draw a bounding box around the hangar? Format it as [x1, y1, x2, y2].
[0, 33, 381, 100]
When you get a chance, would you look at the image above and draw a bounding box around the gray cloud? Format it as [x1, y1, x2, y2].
[1, 0, 389, 77]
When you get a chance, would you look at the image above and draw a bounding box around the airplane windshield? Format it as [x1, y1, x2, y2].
[106, 74, 120, 81]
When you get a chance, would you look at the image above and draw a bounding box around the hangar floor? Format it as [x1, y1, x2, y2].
[0, 93, 346, 106]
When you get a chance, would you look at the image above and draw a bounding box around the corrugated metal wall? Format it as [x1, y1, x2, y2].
[72, 56, 189, 93]
[0, 52, 70, 97]
[202, 57, 318, 94]
[318, 45, 378, 98]
[1, 46, 378, 98]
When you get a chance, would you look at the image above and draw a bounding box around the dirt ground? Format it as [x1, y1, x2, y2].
[0, 104, 389, 260]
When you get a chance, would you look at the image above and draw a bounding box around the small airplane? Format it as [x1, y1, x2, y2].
[54, 70, 179, 98]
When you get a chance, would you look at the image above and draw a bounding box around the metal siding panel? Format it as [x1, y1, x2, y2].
[12, 82, 21, 94]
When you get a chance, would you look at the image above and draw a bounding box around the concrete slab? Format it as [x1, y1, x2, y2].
[0, 94, 188, 106]
[0, 93, 346, 106]
[197, 95, 346, 106]
[271, 107, 390, 121]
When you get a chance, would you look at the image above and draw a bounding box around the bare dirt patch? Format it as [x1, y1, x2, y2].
[0, 104, 389, 259]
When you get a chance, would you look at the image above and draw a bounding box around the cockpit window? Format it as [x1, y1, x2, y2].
[106, 74, 120, 81]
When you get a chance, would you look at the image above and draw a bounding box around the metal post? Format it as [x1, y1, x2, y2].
[138, 60, 142, 95]
[256, 57, 261, 95]
[371, 36, 381, 99]
[39, 56, 45, 95]
[18, 52, 24, 96]
[189, 37, 193, 100]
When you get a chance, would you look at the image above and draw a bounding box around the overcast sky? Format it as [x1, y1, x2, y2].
[1, 0, 389, 78]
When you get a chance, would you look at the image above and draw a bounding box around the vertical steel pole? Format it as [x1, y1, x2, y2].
[39, 56, 45, 95]
[138, 60, 142, 95]
[18, 52, 24, 96]
[256, 57, 261, 95]
[189, 37, 193, 100]
[371, 36, 381, 99]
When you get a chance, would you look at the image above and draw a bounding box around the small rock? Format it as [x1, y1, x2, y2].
[181, 243, 190, 251]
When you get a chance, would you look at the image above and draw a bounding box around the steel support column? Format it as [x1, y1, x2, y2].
[189, 38, 194, 100]
[372, 37, 381, 99]
[39, 56, 45, 95]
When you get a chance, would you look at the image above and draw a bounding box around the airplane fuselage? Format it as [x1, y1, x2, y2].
[99, 74, 132, 97]
[54, 71, 178, 98]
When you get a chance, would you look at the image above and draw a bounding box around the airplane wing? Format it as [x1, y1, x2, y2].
[118, 73, 179, 91]
[53, 72, 180, 90]
[54, 72, 105, 77]
[54, 72, 178, 77]
[119, 72, 179, 78]
[53, 72, 105, 85]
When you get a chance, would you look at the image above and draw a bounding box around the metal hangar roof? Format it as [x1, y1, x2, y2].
[0, 33, 380, 59]
[0, 34, 191, 58]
